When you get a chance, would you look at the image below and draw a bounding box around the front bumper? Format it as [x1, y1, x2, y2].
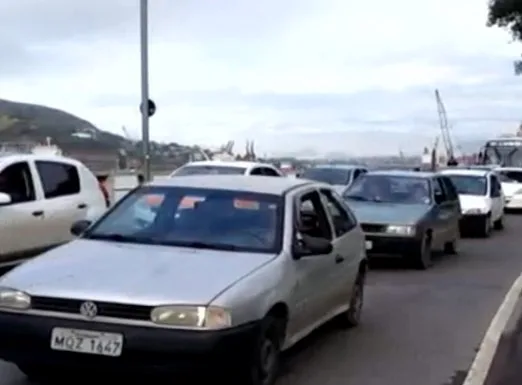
[460, 213, 488, 232]
[0, 311, 260, 374]
[365, 234, 421, 257]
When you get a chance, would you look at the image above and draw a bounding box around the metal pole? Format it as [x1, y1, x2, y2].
[139, 0, 151, 181]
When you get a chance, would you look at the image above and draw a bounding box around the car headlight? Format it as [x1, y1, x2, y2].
[386, 225, 415, 236]
[514, 189, 522, 196]
[150, 305, 231, 329]
[464, 208, 486, 215]
[0, 288, 31, 310]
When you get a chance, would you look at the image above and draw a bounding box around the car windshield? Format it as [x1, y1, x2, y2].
[300, 168, 352, 185]
[445, 175, 487, 196]
[84, 186, 283, 253]
[344, 174, 431, 204]
[172, 165, 246, 176]
[498, 170, 522, 183]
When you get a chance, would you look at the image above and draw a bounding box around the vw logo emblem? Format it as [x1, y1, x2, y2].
[79, 301, 98, 319]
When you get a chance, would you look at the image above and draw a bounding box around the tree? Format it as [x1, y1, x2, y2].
[487, 0, 522, 41]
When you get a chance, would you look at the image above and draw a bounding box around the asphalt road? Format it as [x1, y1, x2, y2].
[2, 215, 522, 385]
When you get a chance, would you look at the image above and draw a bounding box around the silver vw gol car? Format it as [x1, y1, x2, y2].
[0, 175, 367, 385]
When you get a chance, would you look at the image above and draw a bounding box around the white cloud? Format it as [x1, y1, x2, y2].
[1, 0, 522, 156]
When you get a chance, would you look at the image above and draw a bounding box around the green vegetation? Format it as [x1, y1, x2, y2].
[487, 0, 522, 41]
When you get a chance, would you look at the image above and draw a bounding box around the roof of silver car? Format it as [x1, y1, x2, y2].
[149, 175, 316, 195]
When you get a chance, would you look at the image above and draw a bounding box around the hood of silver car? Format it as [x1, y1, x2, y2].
[0, 239, 276, 306]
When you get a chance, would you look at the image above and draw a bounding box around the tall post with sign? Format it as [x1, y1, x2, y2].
[139, 0, 151, 181]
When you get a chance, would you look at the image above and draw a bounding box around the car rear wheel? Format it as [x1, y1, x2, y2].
[411, 234, 433, 270]
[479, 215, 492, 238]
[236, 316, 283, 385]
[443, 237, 458, 255]
[338, 267, 366, 328]
[494, 216, 504, 230]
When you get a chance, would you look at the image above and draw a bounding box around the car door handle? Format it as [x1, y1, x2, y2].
[77, 203, 87, 209]
[32, 210, 44, 217]
[335, 254, 345, 264]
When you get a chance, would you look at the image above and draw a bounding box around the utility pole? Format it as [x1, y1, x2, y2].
[139, 0, 151, 181]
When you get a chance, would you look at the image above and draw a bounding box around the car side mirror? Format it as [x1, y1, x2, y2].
[70, 220, 92, 236]
[0, 192, 11, 206]
[293, 234, 333, 259]
[434, 193, 443, 204]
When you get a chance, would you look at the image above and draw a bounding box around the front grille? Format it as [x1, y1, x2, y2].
[360, 223, 387, 233]
[31, 296, 152, 321]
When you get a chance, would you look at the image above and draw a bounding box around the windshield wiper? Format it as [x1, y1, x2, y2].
[344, 195, 370, 201]
[86, 233, 159, 245]
[178, 241, 240, 251]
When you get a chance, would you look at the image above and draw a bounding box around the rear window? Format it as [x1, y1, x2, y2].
[300, 168, 352, 185]
[85, 186, 284, 254]
[172, 165, 246, 176]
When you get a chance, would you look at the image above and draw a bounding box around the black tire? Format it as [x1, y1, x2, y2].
[235, 316, 283, 385]
[494, 216, 504, 230]
[412, 234, 433, 270]
[479, 215, 492, 238]
[443, 237, 458, 255]
[337, 267, 366, 328]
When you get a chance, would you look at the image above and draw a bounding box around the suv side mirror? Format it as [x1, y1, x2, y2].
[434, 192, 444, 204]
[0, 192, 11, 206]
[70, 220, 92, 236]
[293, 234, 333, 259]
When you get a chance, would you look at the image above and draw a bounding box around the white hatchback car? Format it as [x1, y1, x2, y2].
[170, 160, 283, 177]
[0, 153, 107, 266]
[496, 167, 522, 210]
[439, 169, 504, 237]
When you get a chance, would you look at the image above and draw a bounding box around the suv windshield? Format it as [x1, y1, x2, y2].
[84, 186, 283, 253]
[444, 175, 487, 196]
[300, 168, 352, 185]
[344, 174, 431, 204]
[172, 165, 246, 176]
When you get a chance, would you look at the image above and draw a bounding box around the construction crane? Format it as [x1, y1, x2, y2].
[435, 89, 457, 165]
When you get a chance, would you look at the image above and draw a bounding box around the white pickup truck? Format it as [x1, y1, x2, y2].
[0, 153, 107, 266]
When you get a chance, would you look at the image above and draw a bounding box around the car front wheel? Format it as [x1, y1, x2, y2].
[236, 316, 283, 385]
[338, 268, 365, 328]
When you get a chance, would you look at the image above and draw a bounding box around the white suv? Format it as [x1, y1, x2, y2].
[0, 153, 107, 266]
[439, 168, 505, 236]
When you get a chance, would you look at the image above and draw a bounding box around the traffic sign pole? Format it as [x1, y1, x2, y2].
[139, 0, 151, 181]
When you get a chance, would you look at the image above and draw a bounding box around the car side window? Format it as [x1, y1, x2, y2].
[261, 167, 281, 176]
[319, 189, 356, 237]
[440, 176, 458, 201]
[433, 178, 448, 203]
[490, 175, 501, 197]
[0, 161, 36, 204]
[36, 161, 81, 199]
[249, 168, 263, 175]
[296, 190, 332, 240]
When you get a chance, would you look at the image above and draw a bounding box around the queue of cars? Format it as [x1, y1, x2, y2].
[0, 158, 518, 384]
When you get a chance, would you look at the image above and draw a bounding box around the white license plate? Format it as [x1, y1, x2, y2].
[50, 328, 123, 357]
[365, 240, 373, 250]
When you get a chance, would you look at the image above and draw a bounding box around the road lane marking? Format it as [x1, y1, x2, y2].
[463, 272, 522, 385]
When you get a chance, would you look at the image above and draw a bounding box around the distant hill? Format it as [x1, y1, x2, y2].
[0, 99, 203, 167]
[0, 98, 128, 152]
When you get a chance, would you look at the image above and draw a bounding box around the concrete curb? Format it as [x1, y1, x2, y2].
[463, 273, 522, 385]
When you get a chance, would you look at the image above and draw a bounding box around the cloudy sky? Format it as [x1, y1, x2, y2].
[0, 0, 521, 156]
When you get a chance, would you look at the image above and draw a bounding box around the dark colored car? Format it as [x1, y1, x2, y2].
[342, 170, 461, 269]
